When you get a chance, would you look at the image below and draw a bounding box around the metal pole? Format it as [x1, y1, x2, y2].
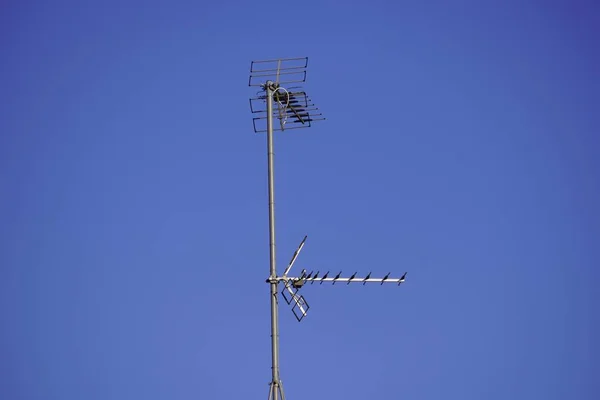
[266, 81, 280, 400]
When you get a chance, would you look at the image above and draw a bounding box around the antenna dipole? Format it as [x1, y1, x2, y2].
[249, 57, 404, 400]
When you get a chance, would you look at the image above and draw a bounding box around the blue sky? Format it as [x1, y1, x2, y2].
[1, 1, 598, 399]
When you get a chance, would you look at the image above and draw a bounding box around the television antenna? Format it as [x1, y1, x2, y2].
[248, 57, 407, 400]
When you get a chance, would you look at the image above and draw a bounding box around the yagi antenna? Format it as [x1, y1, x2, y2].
[249, 57, 407, 400]
[249, 57, 325, 133]
[277, 237, 407, 321]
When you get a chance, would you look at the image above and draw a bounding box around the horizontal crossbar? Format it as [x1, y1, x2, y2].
[276, 275, 406, 285]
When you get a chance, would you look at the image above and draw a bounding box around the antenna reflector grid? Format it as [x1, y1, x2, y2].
[249, 57, 309, 86]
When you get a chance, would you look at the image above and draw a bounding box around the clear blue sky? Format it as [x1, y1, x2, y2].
[1, 1, 598, 399]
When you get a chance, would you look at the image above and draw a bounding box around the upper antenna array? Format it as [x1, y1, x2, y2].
[249, 57, 324, 133]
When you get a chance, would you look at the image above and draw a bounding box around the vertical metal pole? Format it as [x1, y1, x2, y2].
[266, 81, 280, 400]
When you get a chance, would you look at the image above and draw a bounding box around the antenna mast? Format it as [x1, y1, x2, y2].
[248, 57, 404, 400]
